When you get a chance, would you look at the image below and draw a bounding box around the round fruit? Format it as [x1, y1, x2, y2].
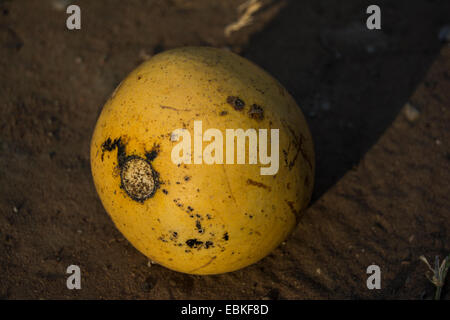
[90, 47, 314, 275]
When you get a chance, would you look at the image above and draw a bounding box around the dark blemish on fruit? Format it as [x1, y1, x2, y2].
[120, 156, 159, 202]
[249, 215, 253, 219]
[223, 232, 229, 241]
[101, 137, 127, 166]
[219, 111, 228, 116]
[162, 189, 168, 195]
[186, 239, 203, 248]
[158, 236, 168, 243]
[283, 149, 289, 166]
[206, 214, 212, 220]
[172, 231, 178, 238]
[176, 181, 180, 184]
[204, 241, 214, 249]
[101, 137, 160, 202]
[184, 176, 190, 181]
[173, 199, 183, 208]
[304, 175, 310, 188]
[197, 189, 200, 192]
[227, 96, 245, 111]
[283, 121, 313, 170]
[286, 200, 303, 222]
[187, 206, 194, 212]
[160, 105, 191, 112]
[292, 136, 312, 170]
[196, 220, 204, 233]
[145, 144, 160, 162]
[248, 104, 264, 121]
[247, 178, 271, 192]
[137, 75, 142, 80]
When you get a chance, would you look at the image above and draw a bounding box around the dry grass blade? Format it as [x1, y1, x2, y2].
[225, 0, 265, 37]
[420, 255, 450, 300]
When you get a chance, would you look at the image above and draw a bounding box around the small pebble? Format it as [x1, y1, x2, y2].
[147, 260, 157, 267]
[139, 49, 152, 61]
[52, 0, 73, 11]
[404, 103, 420, 122]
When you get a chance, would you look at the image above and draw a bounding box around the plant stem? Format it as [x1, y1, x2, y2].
[435, 286, 442, 300]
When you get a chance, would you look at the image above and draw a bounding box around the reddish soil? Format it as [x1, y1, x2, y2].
[0, 0, 449, 299]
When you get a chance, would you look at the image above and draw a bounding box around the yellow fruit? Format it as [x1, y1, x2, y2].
[90, 47, 314, 275]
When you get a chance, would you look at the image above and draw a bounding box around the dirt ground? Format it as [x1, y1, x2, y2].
[0, 0, 449, 299]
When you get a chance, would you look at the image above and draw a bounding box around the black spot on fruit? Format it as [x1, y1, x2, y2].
[145, 144, 160, 162]
[205, 241, 214, 249]
[227, 96, 245, 111]
[101, 137, 127, 167]
[247, 178, 271, 191]
[223, 232, 229, 241]
[101, 137, 160, 202]
[186, 239, 203, 248]
[248, 104, 264, 121]
[196, 220, 204, 233]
